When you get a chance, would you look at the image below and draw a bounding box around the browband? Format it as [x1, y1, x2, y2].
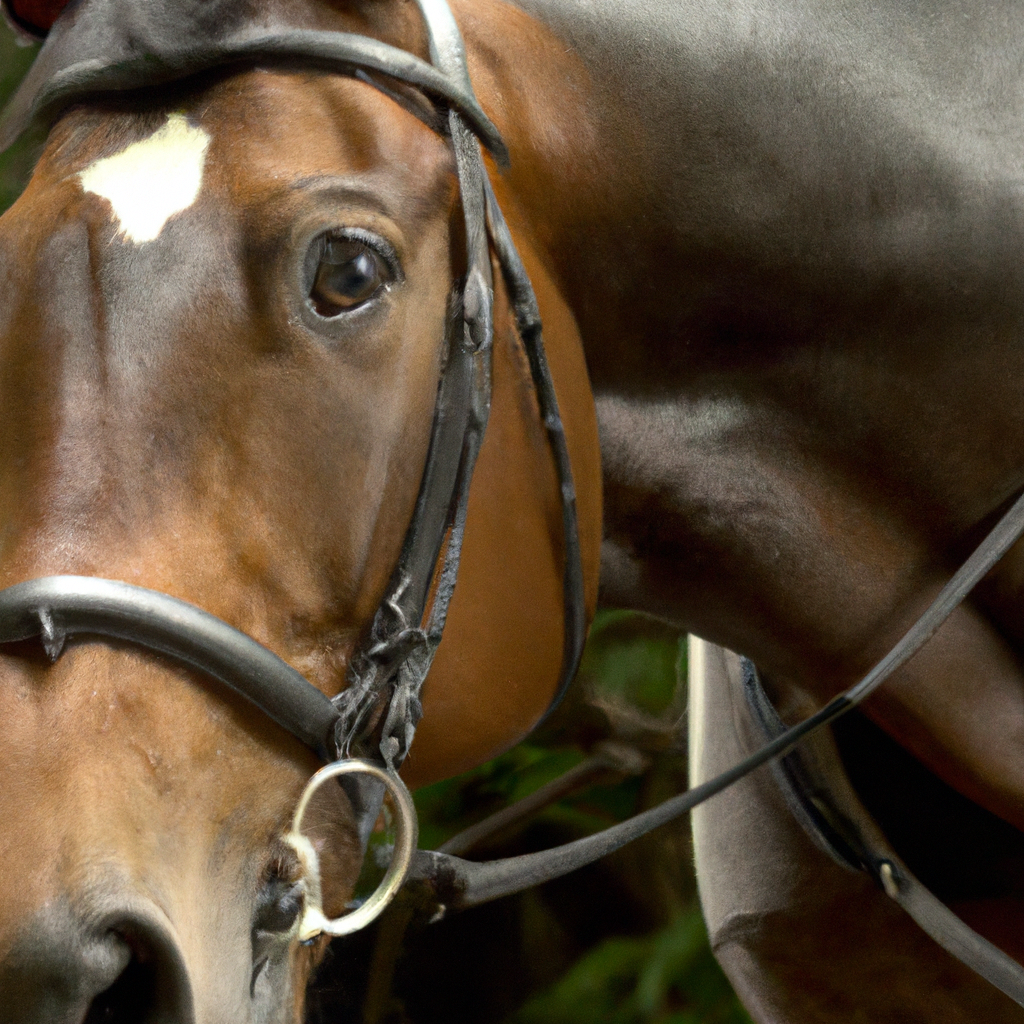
[0, 28, 507, 162]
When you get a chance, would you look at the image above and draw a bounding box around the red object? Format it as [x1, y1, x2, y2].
[6, 0, 70, 33]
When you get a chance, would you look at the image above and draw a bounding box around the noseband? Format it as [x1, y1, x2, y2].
[4, 0, 1024, 1000]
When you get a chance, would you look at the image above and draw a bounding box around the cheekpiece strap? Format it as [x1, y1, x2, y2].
[329, 0, 495, 772]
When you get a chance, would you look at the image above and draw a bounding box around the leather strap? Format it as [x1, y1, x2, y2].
[406, 488, 1024, 911]
[744, 659, 1024, 1008]
[483, 175, 588, 715]
[0, 27, 507, 162]
[330, 0, 496, 771]
[0, 576, 340, 761]
[332, 0, 587, 767]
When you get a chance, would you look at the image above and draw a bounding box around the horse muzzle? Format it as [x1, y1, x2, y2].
[0, 896, 193, 1024]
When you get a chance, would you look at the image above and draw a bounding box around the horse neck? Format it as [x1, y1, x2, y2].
[453, 0, 700, 394]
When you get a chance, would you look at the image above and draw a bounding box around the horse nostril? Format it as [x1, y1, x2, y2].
[81, 920, 194, 1024]
[83, 953, 158, 1024]
[0, 906, 133, 1024]
[0, 903, 194, 1024]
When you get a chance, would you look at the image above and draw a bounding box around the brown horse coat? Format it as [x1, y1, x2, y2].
[4, 0, 1024, 1018]
[0, 8, 603, 1016]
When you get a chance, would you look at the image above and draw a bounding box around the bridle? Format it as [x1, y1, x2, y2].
[0, 0, 586, 940]
[3, 0, 1024, 1002]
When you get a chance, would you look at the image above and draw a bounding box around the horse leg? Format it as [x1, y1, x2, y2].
[688, 637, 1024, 1023]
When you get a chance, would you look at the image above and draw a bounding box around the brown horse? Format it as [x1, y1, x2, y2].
[0, 1, 605, 1018]
[3, 0, 1024, 1020]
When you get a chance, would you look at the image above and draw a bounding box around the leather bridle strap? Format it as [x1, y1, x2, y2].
[482, 175, 588, 713]
[0, 26, 507, 161]
[330, 0, 496, 772]
[407, 488, 1024, 910]
[5, 0, 1024, 987]
[0, 575, 341, 761]
[332, 0, 586, 768]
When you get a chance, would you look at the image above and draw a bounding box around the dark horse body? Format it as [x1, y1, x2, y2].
[2, 0, 1024, 1020]
[497, 4, 1024, 1014]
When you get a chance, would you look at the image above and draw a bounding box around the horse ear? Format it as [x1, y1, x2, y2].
[2, 0, 70, 38]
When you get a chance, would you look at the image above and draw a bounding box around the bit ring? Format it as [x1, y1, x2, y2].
[285, 758, 418, 940]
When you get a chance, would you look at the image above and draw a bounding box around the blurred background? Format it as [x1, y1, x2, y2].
[1, 21, 38, 210]
[0, 18, 750, 1024]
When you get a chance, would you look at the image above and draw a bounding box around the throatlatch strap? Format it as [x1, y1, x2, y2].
[483, 177, 588, 718]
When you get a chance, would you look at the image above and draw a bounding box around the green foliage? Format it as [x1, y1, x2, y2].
[510, 911, 751, 1024]
[580, 610, 688, 721]
[0, 22, 38, 213]
[414, 743, 588, 851]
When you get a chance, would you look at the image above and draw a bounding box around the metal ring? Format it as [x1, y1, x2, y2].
[285, 759, 418, 940]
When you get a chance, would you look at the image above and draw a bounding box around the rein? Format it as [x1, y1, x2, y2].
[3, 0, 1024, 994]
[3, 485, 1024, 943]
[399, 486, 1024, 913]
[741, 659, 1024, 1006]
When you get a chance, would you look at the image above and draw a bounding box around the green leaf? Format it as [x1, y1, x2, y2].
[506, 906, 751, 1024]
[0, 23, 39, 214]
[580, 611, 686, 721]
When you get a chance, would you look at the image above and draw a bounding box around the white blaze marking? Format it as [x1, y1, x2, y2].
[78, 113, 211, 243]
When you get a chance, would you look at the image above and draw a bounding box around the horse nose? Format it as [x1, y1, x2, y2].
[0, 901, 194, 1024]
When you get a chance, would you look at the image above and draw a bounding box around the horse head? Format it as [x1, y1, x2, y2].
[0, 0, 601, 1018]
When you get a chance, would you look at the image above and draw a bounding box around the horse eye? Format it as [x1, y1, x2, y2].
[253, 876, 304, 935]
[310, 237, 391, 316]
